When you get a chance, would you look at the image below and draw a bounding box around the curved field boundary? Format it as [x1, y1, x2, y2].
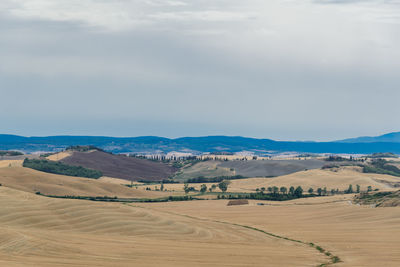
[255, 199, 349, 207]
[127, 204, 342, 267]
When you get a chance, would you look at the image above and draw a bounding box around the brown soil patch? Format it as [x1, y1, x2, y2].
[61, 150, 176, 181]
[227, 199, 249, 206]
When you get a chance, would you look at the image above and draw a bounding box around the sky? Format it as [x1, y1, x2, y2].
[1, 0, 400, 141]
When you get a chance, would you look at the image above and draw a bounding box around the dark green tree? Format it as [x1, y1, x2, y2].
[200, 184, 207, 194]
[280, 186, 287, 194]
[218, 180, 230, 192]
[184, 183, 190, 194]
[289, 186, 295, 195]
[211, 184, 217, 192]
[317, 188, 322, 196]
[272, 186, 279, 195]
[294, 186, 303, 197]
[346, 184, 354, 194]
[322, 187, 327, 195]
[308, 188, 314, 194]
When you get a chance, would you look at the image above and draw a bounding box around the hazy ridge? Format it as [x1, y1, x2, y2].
[1, 133, 400, 154]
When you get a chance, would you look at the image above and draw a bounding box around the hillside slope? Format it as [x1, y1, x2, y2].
[60, 150, 176, 181]
[339, 131, 400, 143]
[228, 167, 400, 192]
[0, 166, 172, 198]
[0, 186, 325, 266]
[219, 159, 325, 177]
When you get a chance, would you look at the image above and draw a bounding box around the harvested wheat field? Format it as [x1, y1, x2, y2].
[0, 167, 175, 198]
[0, 186, 328, 267]
[0, 160, 23, 168]
[147, 167, 400, 193]
[143, 196, 400, 267]
[228, 167, 400, 192]
[1, 165, 399, 266]
[46, 151, 72, 161]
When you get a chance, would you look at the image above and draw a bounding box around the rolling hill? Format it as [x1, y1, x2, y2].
[150, 166, 400, 193]
[173, 159, 326, 182]
[339, 132, 400, 143]
[219, 159, 325, 177]
[0, 186, 326, 267]
[226, 167, 400, 192]
[59, 150, 176, 181]
[0, 166, 172, 198]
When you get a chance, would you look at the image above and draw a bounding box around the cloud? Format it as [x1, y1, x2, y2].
[314, 0, 374, 4]
[0, 0, 400, 140]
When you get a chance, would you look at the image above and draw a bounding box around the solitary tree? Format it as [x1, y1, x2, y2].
[267, 187, 273, 194]
[308, 188, 314, 194]
[356, 184, 360, 193]
[367, 186, 372, 192]
[280, 186, 287, 194]
[160, 183, 164, 191]
[184, 183, 190, 194]
[211, 184, 217, 192]
[218, 180, 230, 193]
[261, 187, 266, 194]
[200, 184, 207, 194]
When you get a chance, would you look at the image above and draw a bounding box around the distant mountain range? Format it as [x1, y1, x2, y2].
[1, 132, 400, 154]
[338, 132, 400, 143]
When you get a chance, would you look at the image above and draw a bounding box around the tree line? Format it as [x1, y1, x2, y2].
[23, 158, 103, 179]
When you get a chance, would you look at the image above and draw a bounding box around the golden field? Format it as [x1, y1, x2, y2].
[141, 196, 400, 266]
[148, 167, 400, 193]
[0, 164, 399, 266]
[0, 167, 173, 198]
[46, 151, 72, 161]
[0, 186, 327, 267]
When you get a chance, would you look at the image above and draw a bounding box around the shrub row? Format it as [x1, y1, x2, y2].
[24, 158, 103, 179]
[186, 175, 245, 183]
[0, 150, 24, 156]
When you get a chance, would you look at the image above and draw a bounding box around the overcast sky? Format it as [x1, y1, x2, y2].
[1, 0, 400, 141]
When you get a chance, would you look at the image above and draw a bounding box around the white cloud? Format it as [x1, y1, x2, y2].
[1, 0, 400, 139]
